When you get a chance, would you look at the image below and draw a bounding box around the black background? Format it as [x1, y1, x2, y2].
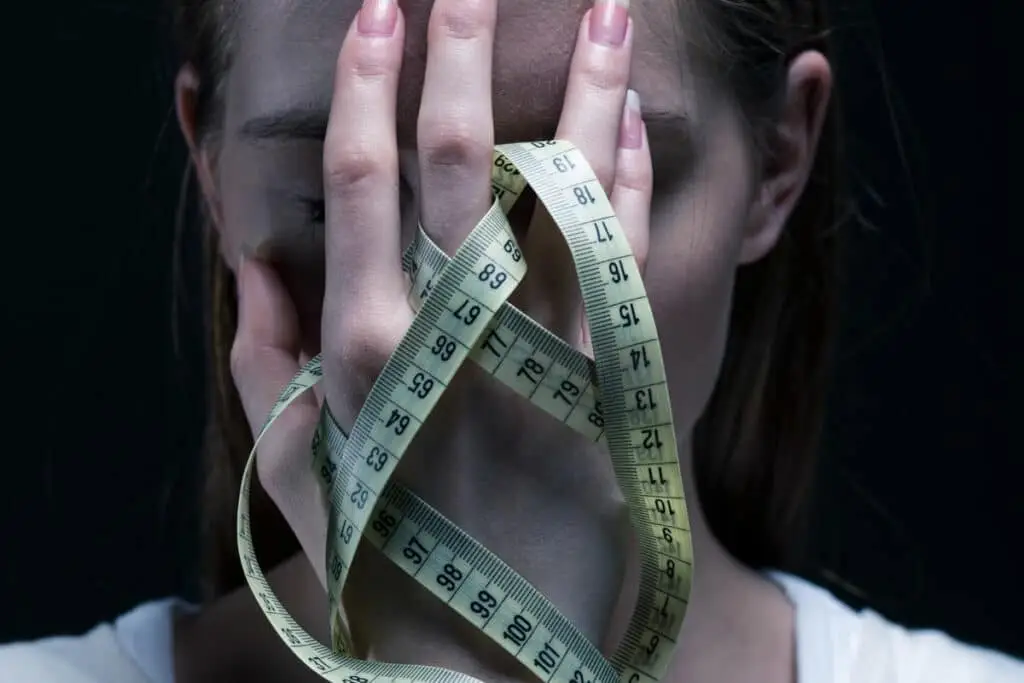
[3, 0, 1020, 660]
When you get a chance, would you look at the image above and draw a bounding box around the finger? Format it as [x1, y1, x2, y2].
[232, 257, 327, 584]
[416, 0, 498, 255]
[610, 90, 652, 276]
[572, 97, 650, 355]
[518, 3, 634, 348]
[555, 0, 633, 194]
[323, 1, 408, 310]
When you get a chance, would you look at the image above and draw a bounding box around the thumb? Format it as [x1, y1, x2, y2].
[232, 256, 326, 585]
[232, 256, 317, 438]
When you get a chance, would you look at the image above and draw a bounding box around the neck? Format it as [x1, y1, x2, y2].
[667, 533, 796, 683]
[595, 441, 795, 683]
[631, 460, 796, 683]
[175, 443, 796, 683]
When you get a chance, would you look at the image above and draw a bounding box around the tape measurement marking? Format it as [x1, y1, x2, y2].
[236, 140, 693, 683]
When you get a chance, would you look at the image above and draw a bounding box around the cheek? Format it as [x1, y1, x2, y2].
[644, 180, 749, 434]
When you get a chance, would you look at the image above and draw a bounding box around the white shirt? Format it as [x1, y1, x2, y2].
[1, 573, 1020, 682]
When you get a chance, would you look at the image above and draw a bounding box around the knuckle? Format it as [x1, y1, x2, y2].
[341, 42, 400, 81]
[577, 56, 629, 95]
[327, 317, 403, 379]
[323, 141, 398, 194]
[418, 120, 492, 170]
[430, 0, 493, 41]
[337, 27, 400, 80]
[347, 57, 395, 81]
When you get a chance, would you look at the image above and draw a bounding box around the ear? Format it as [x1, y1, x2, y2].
[175, 65, 224, 231]
[739, 51, 832, 264]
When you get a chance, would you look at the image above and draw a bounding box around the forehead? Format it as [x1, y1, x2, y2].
[224, 0, 693, 145]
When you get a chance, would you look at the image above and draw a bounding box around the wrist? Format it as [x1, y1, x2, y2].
[343, 451, 630, 671]
[343, 504, 629, 676]
[337, 373, 632, 667]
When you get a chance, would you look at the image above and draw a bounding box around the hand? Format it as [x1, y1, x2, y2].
[230, 0, 653, 676]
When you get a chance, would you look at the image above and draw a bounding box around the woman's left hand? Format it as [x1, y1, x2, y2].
[229, 0, 653, 670]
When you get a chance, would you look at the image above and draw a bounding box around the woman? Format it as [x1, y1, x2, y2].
[2, 0, 1020, 681]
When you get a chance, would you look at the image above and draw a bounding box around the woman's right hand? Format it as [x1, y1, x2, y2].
[230, 0, 652, 673]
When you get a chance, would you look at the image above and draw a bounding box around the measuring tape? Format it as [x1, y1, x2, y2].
[235, 140, 693, 683]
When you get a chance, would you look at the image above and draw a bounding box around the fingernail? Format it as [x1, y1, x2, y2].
[589, 0, 629, 47]
[358, 0, 398, 37]
[620, 89, 643, 149]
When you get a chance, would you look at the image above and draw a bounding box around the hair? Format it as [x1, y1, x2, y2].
[171, 0, 845, 599]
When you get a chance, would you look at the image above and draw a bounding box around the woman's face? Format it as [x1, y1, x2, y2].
[193, 0, 803, 437]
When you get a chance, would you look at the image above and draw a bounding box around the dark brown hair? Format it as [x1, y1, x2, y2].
[171, 0, 844, 599]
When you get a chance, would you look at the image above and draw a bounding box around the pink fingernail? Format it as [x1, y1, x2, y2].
[358, 0, 398, 36]
[589, 0, 630, 47]
[619, 89, 643, 149]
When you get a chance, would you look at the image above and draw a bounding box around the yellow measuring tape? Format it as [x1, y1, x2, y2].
[236, 140, 693, 683]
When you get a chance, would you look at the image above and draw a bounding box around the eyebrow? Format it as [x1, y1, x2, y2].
[239, 107, 330, 142]
[238, 106, 691, 143]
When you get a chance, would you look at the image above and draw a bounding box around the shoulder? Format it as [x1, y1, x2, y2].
[769, 572, 1024, 683]
[0, 599, 190, 683]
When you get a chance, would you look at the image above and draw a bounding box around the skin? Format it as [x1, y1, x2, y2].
[173, 0, 832, 682]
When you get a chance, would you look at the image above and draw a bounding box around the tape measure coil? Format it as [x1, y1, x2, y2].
[236, 139, 693, 683]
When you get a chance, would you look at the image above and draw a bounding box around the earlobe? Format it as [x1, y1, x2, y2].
[175, 65, 224, 231]
[738, 50, 832, 265]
